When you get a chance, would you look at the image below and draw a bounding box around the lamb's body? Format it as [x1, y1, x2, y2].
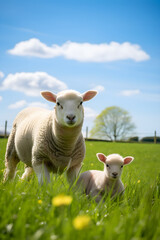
[77, 153, 134, 202]
[77, 170, 124, 202]
[4, 90, 97, 183]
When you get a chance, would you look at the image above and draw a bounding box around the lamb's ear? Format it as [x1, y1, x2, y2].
[41, 91, 57, 103]
[82, 90, 97, 102]
[96, 153, 107, 163]
[123, 156, 134, 165]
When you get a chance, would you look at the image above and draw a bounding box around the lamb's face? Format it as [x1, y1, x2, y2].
[96, 153, 134, 180]
[55, 93, 84, 127]
[104, 162, 123, 180]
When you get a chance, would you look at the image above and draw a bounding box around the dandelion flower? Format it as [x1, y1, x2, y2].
[90, 163, 94, 166]
[38, 200, 42, 204]
[73, 215, 91, 230]
[137, 180, 140, 183]
[52, 194, 73, 207]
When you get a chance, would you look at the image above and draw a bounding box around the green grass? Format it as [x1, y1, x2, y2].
[0, 139, 160, 240]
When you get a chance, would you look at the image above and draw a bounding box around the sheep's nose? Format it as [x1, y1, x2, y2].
[112, 172, 118, 177]
[66, 114, 76, 121]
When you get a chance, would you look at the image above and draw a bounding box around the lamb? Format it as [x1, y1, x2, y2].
[4, 89, 97, 184]
[76, 153, 134, 202]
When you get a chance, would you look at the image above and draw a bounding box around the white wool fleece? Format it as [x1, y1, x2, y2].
[4, 89, 97, 185]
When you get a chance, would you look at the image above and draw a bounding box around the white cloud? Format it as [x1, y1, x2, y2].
[8, 100, 50, 109]
[8, 100, 27, 109]
[92, 85, 105, 93]
[0, 71, 4, 79]
[0, 96, 2, 102]
[84, 107, 98, 120]
[8, 38, 150, 62]
[120, 89, 160, 101]
[0, 72, 67, 96]
[120, 89, 140, 96]
[8, 38, 60, 58]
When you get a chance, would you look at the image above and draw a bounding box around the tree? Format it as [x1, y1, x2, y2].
[90, 106, 135, 141]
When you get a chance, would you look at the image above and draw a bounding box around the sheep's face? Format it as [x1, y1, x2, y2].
[55, 93, 84, 127]
[96, 153, 134, 180]
[41, 90, 97, 128]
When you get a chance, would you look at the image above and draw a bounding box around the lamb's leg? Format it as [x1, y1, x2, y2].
[33, 163, 50, 184]
[90, 189, 102, 203]
[4, 126, 20, 182]
[21, 166, 34, 180]
[67, 163, 82, 185]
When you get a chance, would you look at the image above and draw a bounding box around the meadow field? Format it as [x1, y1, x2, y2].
[0, 139, 160, 240]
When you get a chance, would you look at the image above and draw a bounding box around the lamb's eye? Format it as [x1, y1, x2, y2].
[106, 164, 109, 168]
[80, 101, 83, 105]
[121, 166, 123, 168]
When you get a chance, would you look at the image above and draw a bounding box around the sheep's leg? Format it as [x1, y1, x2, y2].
[4, 156, 19, 182]
[21, 166, 34, 180]
[67, 163, 82, 185]
[4, 126, 20, 182]
[33, 163, 50, 184]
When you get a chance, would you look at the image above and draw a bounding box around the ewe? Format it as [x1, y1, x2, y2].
[4, 89, 97, 184]
[76, 153, 134, 202]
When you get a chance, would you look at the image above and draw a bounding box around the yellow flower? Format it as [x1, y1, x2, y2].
[52, 194, 73, 207]
[137, 180, 140, 183]
[90, 163, 94, 166]
[73, 215, 91, 230]
[38, 200, 42, 204]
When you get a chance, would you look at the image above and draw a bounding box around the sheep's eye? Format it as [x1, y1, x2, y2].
[57, 102, 63, 109]
[78, 101, 83, 108]
[121, 166, 123, 168]
[106, 164, 109, 168]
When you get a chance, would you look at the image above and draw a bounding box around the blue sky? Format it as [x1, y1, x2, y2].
[0, 0, 160, 138]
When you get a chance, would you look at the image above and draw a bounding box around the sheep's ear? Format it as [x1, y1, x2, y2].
[96, 153, 107, 163]
[82, 90, 97, 102]
[123, 156, 134, 165]
[41, 91, 57, 103]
